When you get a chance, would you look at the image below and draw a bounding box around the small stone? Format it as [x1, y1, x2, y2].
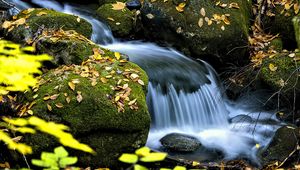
[126, 0, 142, 10]
[160, 133, 201, 152]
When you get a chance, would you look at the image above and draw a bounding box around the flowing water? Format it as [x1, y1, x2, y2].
[12, 0, 283, 165]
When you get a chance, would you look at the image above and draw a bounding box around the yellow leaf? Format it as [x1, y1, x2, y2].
[68, 82, 75, 91]
[27, 110, 33, 115]
[47, 104, 52, 111]
[36, 12, 47, 16]
[229, 2, 239, 9]
[128, 98, 137, 106]
[76, 17, 81, 22]
[198, 18, 204, 27]
[111, 1, 126, 10]
[66, 97, 71, 104]
[115, 95, 120, 102]
[100, 77, 108, 83]
[138, 79, 145, 86]
[2, 21, 12, 29]
[114, 52, 121, 60]
[269, 63, 277, 71]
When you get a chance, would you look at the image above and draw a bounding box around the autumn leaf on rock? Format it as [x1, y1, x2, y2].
[36, 12, 47, 16]
[68, 82, 75, 91]
[47, 104, 52, 111]
[76, 91, 83, 103]
[176, 3, 186, 12]
[200, 8, 206, 17]
[198, 18, 204, 28]
[111, 1, 126, 10]
[269, 63, 277, 72]
[55, 103, 64, 108]
[114, 52, 121, 60]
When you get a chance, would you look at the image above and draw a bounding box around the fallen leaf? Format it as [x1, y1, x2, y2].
[269, 63, 277, 71]
[50, 94, 60, 100]
[111, 1, 126, 10]
[146, 13, 155, 19]
[130, 73, 139, 80]
[55, 103, 64, 108]
[200, 8, 206, 17]
[229, 2, 239, 9]
[76, 91, 83, 103]
[128, 98, 137, 105]
[138, 79, 145, 86]
[36, 11, 47, 16]
[68, 82, 76, 91]
[47, 104, 52, 111]
[198, 18, 204, 27]
[101, 77, 108, 83]
[76, 17, 81, 22]
[114, 52, 121, 60]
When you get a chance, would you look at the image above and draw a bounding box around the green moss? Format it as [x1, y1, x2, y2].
[263, 1, 298, 49]
[96, 4, 134, 37]
[20, 53, 150, 167]
[269, 38, 283, 52]
[141, 0, 252, 64]
[36, 35, 98, 67]
[260, 53, 300, 96]
[4, 8, 92, 43]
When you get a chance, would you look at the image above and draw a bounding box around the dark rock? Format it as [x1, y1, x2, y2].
[258, 125, 299, 167]
[140, 0, 252, 67]
[160, 133, 201, 152]
[126, 0, 141, 10]
[230, 115, 253, 124]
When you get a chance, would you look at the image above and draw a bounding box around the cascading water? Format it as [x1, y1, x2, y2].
[12, 0, 283, 165]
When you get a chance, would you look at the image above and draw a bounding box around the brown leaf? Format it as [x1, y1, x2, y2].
[55, 103, 64, 108]
[128, 98, 137, 106]
[50, 94, 60, 100]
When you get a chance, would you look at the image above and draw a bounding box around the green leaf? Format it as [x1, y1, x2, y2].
[160, 168, 172, 170]
[41, 152, 58, 162]
[31, 159, 51, 167]
[54, 146, 68, 158]
[118, 153, 138, 164]
[59, 157, 78, 167]
[135, 147, 151, 157]
[140, 152, 167, 162]
[173, 166, 187, 170]
[134, 164, 148, 170]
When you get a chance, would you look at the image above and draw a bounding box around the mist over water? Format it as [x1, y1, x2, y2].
[14, 0, 283, 164]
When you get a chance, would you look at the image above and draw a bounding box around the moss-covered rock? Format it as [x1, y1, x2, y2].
[140, 0, 252, 66]
[96, 3, 134, 37]
[260, 53, 300, 98]
[20, 53, 150, 167]
[262, 1, 298, 50]
[2, 8, 92, 44]
[35, 29, 98, 67]
[258, 125, 299, 167]
[293, 15, 300, 49]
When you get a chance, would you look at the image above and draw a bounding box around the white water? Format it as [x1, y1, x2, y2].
[13, 0, 282, 164]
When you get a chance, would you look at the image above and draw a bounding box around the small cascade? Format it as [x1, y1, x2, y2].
[12, 0, 283, 164]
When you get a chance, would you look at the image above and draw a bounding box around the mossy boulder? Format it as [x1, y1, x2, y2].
[262, 1, 299, 49]
[96, 3, 134, 37]
[258, 125, 299, 167]
[260, 53, 300, 99]
[2, 8, 92, 44]
[20, 53, 150, 167]
[140, 0, 252, 66]
[35, 29, 98, 67]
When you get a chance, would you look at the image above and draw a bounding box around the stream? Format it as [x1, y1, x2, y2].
[12, 0, 284, 166]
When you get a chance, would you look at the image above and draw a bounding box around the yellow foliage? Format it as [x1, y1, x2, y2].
[0, 40, 52, 94]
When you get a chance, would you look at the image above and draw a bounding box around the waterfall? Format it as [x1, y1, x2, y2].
[12, 0, 282, 164]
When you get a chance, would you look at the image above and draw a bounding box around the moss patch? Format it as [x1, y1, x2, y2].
[3, 8, 92, 44]
[96, 4, 134, 37]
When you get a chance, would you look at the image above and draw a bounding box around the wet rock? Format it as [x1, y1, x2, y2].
[126, 0, 142, 10]
[96, 3, 134, 37]
[18, 52, 150, 168]
[160, 133, 201, 152]
[258, 125, 299, 167]
[140, 0, 252, 66]
[230, 115, 253, 124]
[2, 8, 92, 44]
